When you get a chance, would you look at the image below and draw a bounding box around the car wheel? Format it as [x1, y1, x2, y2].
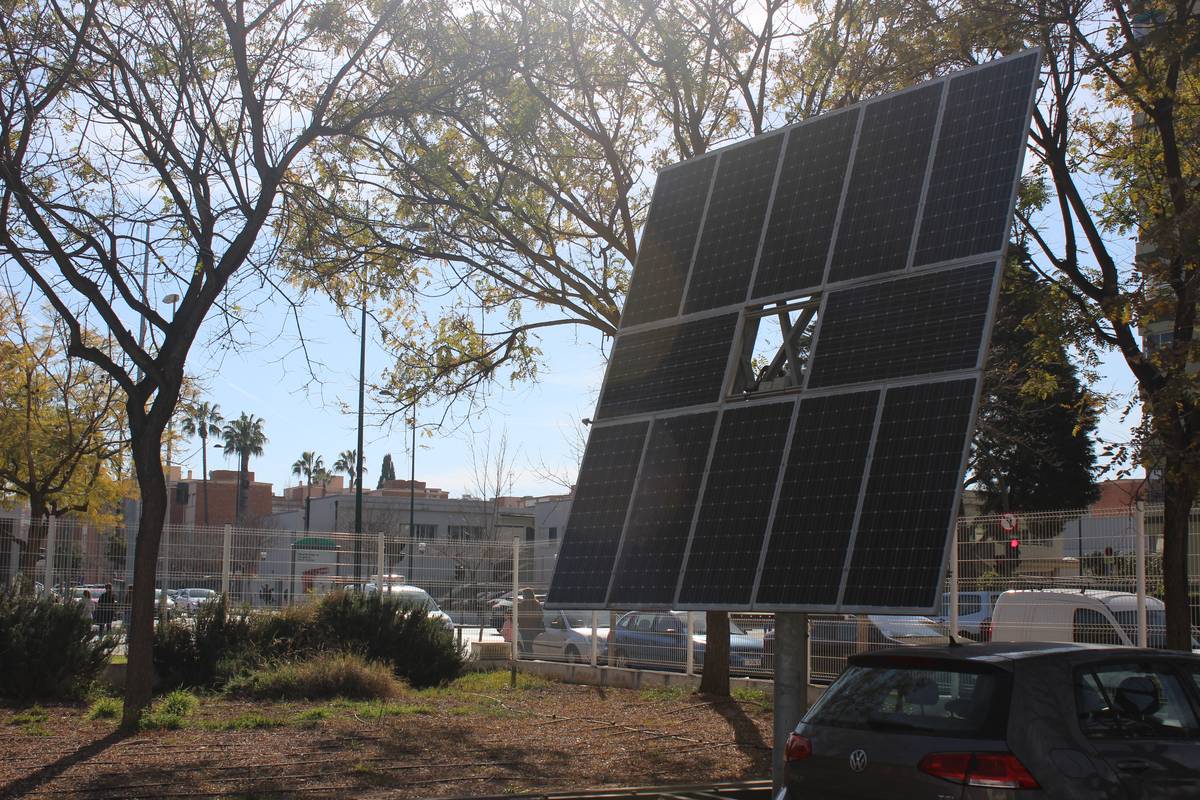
[564, 646, 580, 664]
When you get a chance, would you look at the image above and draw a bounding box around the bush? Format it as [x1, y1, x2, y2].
[86, 696, 122, 720]
[154, 594, 253, 688]
[226, 652, 402, 701]
[0, 589, 115, 700]
[311, 591, 463, 688]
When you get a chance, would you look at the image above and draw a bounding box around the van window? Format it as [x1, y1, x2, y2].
[1076, 663, 1199, 739]
[1074, 608, 1123, 645]
[803, 664, 1010, 738]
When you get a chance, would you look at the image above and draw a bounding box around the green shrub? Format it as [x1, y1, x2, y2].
[140, 690, 198, 731]
[0, 589, 115, 700]
[247, 603, 317, 660]
[86, 696, 122, 720]
[226, 652, 402, 701]
[154, 594, 253, 688]
[312, 591, 463, 688]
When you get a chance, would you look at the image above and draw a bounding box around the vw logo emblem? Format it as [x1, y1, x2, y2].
[849, 749, 867, 773]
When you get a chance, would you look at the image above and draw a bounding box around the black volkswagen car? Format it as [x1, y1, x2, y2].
[783, 642, 1200, 799]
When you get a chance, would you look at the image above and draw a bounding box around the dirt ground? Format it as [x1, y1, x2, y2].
[0, 673, 773, 799]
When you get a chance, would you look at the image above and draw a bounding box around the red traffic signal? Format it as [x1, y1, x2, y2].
[1009, 538, 1020, 550]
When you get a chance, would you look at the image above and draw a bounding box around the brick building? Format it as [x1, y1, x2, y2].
[170, 469, 275, 527]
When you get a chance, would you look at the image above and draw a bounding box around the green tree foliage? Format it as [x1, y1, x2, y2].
[973, 259, 1101, 513]
[377, 453, 396, 488]
[223, 414, 268, 526]
[334, 449, 363, 489]
[179, 401, 223, 526]
[0, 0, 474, 724]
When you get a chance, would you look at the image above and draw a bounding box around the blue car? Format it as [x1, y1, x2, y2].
[609, 611, 765, 675]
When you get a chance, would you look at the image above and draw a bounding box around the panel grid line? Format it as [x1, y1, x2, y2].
[745, 396, 802, 607]
[904, 81, 949, 272]
[674, 152, 723, 319]
[600, 419, 657, 608]
[834, 389, 889, 607]
[818, 106, 866, 288]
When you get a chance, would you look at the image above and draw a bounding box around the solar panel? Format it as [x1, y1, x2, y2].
[607, 412, 717, 606]
[753, 109, 860, 299]
[546, 420, 649, 606]
[676, 401, 795, 606]
[807, 262, 995, 389]
[596, 313, 737, 420]
[547, 51, 1040, 614]
[827, 83, 943, 283]
[683, 134, 784, 313]
[841, 379, 977, 609]
[621, 158, 717, 327]
[914, 52, 1041, 266]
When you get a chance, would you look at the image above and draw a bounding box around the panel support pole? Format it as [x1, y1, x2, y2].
[773, 612, 808, 795]
[1135, 501, 1147, 648]
[949, 525, 959, 638]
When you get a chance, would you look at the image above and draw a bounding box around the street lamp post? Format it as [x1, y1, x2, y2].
[354, 269, 367, 586]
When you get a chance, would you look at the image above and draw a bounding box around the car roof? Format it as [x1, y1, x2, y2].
[848, 641, 1200, 670]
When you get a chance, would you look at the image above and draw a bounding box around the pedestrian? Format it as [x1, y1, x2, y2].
[97, 582, 116, 635]
[515, 587, 544, 657]
[80, 589, 95, 626]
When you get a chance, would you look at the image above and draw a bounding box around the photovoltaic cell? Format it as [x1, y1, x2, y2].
[596, 314, 737, 419]
[841, 379, 976, 609]
[754, 390, 880, 606]
[807, 262, 995, 389]
[828, 83, 943, 282]
[753, 109, 860, 299]
[621, 158, 716, 328]
[547, 421, 649, 606]
[677, 402, 795, 606]
[914, 52, 1040, 266]
[684, 134, 784, 313]
[607, 412, 717, 606]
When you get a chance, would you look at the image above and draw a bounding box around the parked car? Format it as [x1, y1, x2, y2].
[608, 611, 765, 675]
[782, 642, 1200, 799]
[528, 610, 609, 663]
[177, 588, 218, 614]
[365, 582, 455, 633]
[933, 591, 1001, 641]
[767, 615, 948, 682]
[989, 589, 1200, 650]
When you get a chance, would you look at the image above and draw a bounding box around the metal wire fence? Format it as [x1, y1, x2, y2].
[6, 503, 1199, 682]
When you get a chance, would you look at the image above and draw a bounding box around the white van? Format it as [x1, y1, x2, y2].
[989, 588, 1189, 649]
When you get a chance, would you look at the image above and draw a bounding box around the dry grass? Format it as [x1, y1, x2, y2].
[225, 652, 404, 701]
[0, 671, 772, 798]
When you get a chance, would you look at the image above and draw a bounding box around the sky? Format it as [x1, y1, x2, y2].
[178, 288, 611, 499]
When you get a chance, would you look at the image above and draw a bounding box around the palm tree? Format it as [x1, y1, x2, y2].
[179, 401, 223, 525]
[334, 449, 364, 489]
[291, 451, 323, 502]
[221, 413, 268, 526]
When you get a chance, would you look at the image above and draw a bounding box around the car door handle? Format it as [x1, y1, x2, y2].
[1115, 758, 1152, 773]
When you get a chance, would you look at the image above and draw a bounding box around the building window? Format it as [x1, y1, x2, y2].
[525, 526, 535, 542]
[448, 525, 485, 541]
[548, 527, 558, 540]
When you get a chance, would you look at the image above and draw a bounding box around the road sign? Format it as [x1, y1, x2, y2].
[1000, 513, 1019, 532]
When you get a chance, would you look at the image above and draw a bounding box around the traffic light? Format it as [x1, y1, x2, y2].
[1007, 537, 1021, 561]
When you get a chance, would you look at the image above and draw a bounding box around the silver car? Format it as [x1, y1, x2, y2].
[530, 610, 608, 663]
[783, 642, 1200, 799]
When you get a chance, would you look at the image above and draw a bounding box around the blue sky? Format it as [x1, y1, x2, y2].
[179, 288, 610, 498]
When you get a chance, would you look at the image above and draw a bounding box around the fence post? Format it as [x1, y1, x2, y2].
[511, 537, 520, 687]
[44, 515, 57, 593]
[221, 524, 232, 597]
[590, 611, 598, 667]
[686, 611, 695, 676]
[949, 525, 959, 639]
[1136, 501, 1148, 648]
[376, 531, 385, 590]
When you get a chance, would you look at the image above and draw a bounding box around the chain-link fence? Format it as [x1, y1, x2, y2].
[5, 503, 1199, 681]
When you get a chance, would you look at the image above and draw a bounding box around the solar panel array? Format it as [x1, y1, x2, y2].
[548, 51, 1041, 613]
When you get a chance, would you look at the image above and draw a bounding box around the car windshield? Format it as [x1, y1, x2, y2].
[190, 589, 215, 598]
[804, 664, 1009, 738]
[1112, 609, 1200, 649]
[871, 616, 946, 639]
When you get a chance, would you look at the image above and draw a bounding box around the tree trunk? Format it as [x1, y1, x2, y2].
[1161, 471, 1196, 651]
[201, 437, 209, 526]
[237, 453, 250, 527]
[18, 499, 49, 592]
[698, 610, 730, 696]
[121, 429, 168, 731]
